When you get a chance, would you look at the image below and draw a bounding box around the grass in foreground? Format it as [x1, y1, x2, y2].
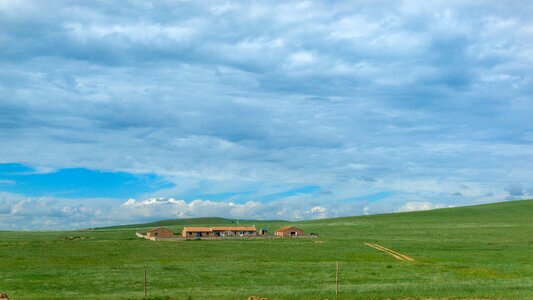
[1, 200, 532, 299]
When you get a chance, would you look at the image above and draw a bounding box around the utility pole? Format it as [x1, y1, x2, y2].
[335, 261, 339, 295]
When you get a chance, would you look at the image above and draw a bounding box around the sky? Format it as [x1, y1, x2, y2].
[1, 1, 532, 229]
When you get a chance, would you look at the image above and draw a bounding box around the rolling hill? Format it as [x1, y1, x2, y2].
[99, 217, 286, 230]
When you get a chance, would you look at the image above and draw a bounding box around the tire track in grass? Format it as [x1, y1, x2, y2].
[364, 242, 416, 262]
[368, 243, 416, 262]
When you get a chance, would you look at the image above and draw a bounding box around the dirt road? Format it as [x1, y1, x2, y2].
[364, 242, 416, 262]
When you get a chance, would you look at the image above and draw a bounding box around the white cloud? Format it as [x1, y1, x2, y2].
[396, 201, 449, 212]
[118, 197, 334, 223]
[120, 197, 262, 219]
[1, 1, 532, 229]
[0, 193, 345, 229]
[0, 192, 108, 230]
[288, 51, 315, 65]
[64, 22, 196, 44]
[308, 206, 327, 218]
[363, 206, 370, 215]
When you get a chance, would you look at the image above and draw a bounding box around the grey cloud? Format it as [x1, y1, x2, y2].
[0, 1, 532, 227]
[504, 184, 532, 200]
[506, 185, 525, 197]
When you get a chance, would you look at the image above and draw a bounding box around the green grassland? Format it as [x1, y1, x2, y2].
[1, 200, 533, 299]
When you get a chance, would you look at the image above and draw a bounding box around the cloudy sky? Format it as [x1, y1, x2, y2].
[1, 1, 532, 229]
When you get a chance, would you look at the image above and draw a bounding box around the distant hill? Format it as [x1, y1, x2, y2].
[98, 217, 287, 230]
[316, 198, 533, 224]
[99, 199, 533, 230]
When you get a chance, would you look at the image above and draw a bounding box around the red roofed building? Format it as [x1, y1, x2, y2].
[182, 227, 213, 237]
[146, 227, 175, 239]
[274, 226, 304, 238]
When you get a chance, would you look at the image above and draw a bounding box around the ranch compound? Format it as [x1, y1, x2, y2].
[137, 225, 307, 240]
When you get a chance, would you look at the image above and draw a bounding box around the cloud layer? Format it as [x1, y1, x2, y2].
[0, 193, 333, 230]
[1, 1, 532, 229]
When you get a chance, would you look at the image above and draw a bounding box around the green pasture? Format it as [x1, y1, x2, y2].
[1, 200, 532, 299]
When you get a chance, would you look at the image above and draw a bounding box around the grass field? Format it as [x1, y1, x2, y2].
[1, 200, 533, 299]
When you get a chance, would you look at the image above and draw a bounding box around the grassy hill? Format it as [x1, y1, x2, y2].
[99, 217, 286, 230]
[1, 199, 532, 299]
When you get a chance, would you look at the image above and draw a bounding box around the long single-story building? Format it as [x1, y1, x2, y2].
[182, 226, 257, 237]
[146, 227, 175, 239]
[182, 227, 213, 237]
[211, 226, 257, 237]
[274, 226, 304, 238]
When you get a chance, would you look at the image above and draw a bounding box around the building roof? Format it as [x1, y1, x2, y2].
[148, 227, 173, 232]
[182, 227, 212, 232]
[182, 226, 258, 232]
[211, 226, 257, 231]
[275, 226, 303, 232]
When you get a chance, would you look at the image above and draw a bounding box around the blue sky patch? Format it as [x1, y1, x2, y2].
[347, 191, 395, 203]
[0, 163, 174, 198]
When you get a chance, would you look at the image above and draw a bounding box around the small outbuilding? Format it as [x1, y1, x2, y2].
[146, 227, 175, 239]
[274, 226, 304, 238]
